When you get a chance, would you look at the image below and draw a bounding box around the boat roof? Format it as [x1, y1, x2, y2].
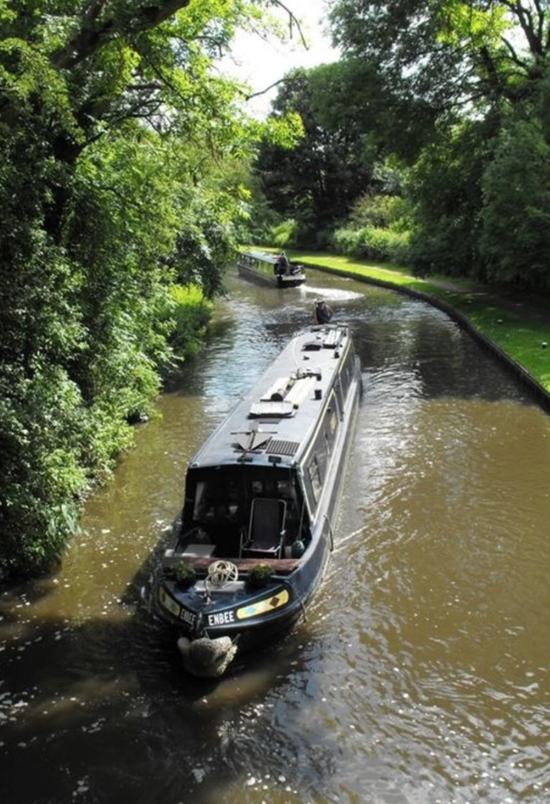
[240, 249, 280, 264]
[188, 324, 353, 473]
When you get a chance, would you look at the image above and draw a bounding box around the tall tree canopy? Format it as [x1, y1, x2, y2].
[256, 65, 376, 244]
[328, 0, 550, 112]
[0, 0, 302, 580]
[323, 1, 550, 286]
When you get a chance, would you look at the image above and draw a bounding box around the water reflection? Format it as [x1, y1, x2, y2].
[1, 268, 550, 803]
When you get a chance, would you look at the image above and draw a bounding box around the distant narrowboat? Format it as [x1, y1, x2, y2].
[237, 249, 306, 288]
[143, 322, 361, 677]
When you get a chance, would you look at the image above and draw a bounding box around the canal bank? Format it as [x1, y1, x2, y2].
[287, 250, 550, 410]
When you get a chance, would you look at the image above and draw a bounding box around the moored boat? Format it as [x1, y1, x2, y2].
[143, 322, 361, 677]
[237, 249, 306, 288]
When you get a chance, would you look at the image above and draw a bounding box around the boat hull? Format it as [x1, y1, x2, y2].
[238, 263, 306, 288]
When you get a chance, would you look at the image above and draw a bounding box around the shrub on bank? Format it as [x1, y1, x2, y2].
[332, 227, 360, 256]
[270, 219, 300, 248]
[0, 284, 212, 583]
[169, 285, 213, 359]
[332, 225, 411, 264]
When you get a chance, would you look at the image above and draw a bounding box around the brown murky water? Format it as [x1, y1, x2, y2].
[1, 268, 550, 803]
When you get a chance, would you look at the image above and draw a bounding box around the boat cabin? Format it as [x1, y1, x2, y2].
[170, 323, 360, 568]
[177, 465, 307, 563]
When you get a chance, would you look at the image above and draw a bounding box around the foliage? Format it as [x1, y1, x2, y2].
[254, 62, 421, 253]
[169, 189, 243, 299]
[269, 218, 301, 248]
[0, 363, 86, 578]
[323, 0, 550, 289]
[0, 0, 288, 581]
[406, 117, 496, 277]
[309, 58, 439, 165]
[173, 560, 197, 587]
[328, 0, 538, 112]
[255, 67, 375, 242]
[331, 227, 360, 256]
[480, 117, 550, 291]
[332, 224, 411, 264]
[246, 563, 274, 589]
[168, 285, 213, 357]
[349, 194, 408, 231]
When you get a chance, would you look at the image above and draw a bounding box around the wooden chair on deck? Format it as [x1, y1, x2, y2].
[240, 498, 286, 559]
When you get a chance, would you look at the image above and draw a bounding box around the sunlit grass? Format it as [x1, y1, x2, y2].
[285, 249, 550, 393]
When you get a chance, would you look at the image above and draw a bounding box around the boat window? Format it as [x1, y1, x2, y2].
[192, 477, 240, 523]
[307, 456, 323, 502]
[246, 475, 301, 515]
[303, 398, 341, 507]
[325, 401, 339, 442]
[193, 481, 210, 521]
[338, 344, 356, 395]
[334, 378, 345, 412]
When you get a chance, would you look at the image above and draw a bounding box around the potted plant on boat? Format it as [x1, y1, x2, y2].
[172, 560, 196, 588]
[246, 563, 274, 590]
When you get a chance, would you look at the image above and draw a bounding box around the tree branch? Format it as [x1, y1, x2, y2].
[272, 0, 309, 50]
[246, 76, 289, 100]
[52, 0, 194, 69]
[53, 0, 309, 71]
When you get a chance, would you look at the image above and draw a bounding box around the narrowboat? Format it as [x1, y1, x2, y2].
[237, 249, 306, 288]
[143, 322, 361, 678]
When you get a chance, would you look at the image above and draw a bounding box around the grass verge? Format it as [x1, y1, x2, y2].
[288, 250, 550, 395]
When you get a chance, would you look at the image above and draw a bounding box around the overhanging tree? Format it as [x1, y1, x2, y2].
[328, 0, 549, 111]
[0, 0, 301, 580]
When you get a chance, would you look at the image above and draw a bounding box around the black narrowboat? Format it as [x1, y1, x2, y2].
[144, 322, 361, 677]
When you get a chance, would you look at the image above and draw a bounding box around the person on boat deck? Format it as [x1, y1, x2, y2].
[276, 252, 290, 276]
[313, 298, 333, 324]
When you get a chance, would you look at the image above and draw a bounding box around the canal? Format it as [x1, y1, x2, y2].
[1, 267, 550, 803]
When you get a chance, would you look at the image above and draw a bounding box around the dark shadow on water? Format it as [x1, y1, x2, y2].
[0, 588, 322, 804]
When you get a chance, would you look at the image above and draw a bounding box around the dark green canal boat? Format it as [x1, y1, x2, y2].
[237, 249, 306, 288]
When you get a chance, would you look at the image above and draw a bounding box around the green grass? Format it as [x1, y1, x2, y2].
[286, 250, 550, 394]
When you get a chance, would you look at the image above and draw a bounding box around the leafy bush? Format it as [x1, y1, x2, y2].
[332, 227, 361, 256]
[270, 218, 300, 248]
[405, 118, 490, 278]
[384, 230, 412, 264]
[356, 226, 391, 260]
[0, 364, 88, 580]
[480, 117, 550, 290]
[350, 194, 404, 229]
[246, 563, 274, 589]
[173, 561, 197, 587]
[167, 285, 213, 359]
[0, 1, 255, 585]
[352, 226, 411, 263]
[408, 219, 476, 277]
